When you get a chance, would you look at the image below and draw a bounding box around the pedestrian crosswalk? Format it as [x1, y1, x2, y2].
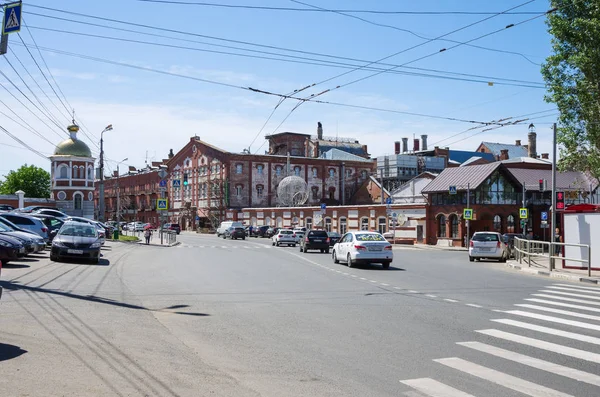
[400, 282, 600, 396]
[178, 244, 273, 250]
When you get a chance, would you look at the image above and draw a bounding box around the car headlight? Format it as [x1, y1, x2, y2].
[90, 242, 102, 248]
[52, 240, 65, 247]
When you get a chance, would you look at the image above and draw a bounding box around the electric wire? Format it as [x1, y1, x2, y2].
[0, 124, 50, 161]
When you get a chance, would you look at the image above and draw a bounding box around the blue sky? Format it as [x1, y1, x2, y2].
[0, 0, 556, 176]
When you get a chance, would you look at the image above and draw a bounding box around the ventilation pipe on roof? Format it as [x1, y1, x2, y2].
[317, 122, 323, 140]
[402, 137, 409, 153]
[413, 139, 420, 152]
[421, 134, 428, 151]
[394, 141, 401, 155]
[528, 124, 537, 158]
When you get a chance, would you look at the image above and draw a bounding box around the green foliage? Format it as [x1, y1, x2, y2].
[541, 1, 600, 181]
[118, 235, 139, 242]
[0, 164, 51, 198]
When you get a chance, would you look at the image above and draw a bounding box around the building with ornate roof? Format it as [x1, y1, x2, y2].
[50, 123, 96, 219]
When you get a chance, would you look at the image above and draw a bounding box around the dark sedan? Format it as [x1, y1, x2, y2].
[50, 221, 102, 264]
[266, 227, 280, 238]
[0, 234, 25, 263]
[0, 220, 45, 253]
[223, 227, 246, 240]
[300, 230, 330, 253]
[327, 232, 341, 246]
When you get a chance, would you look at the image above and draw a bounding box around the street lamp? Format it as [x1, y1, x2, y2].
[116, 158, 128, 229]
[98, 124, 113, 222]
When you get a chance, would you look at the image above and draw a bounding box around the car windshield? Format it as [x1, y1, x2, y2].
[328, 232, 340, 237]
[355, 233, 386, 241]
[308, 231, 328, 237]
[280, 230, 293, 235]
[59, 225, 97, 237]
[234, 227, 245, 232]
[0, 223, 12, 232]
[472, 233, 499, 242]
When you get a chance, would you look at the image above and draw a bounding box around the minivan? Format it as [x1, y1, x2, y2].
[216, 221, 243, 237]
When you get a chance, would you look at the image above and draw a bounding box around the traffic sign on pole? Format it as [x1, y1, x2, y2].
[158, 168, 168, 179]
[159, 179, 167, 187]
[2, 3, 22, 35]
[519, 208, 528, 219]
[172, 179, 181, 187]
[541, 211, 548, 221]
[463, 208, 473, 220]
[449, 186, 457, 195]
[157, 199, 168, 210]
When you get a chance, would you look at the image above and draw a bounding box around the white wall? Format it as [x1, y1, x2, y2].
[563, 213, 599, 269]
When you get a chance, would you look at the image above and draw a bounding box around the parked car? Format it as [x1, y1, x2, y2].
[32, 208, 69, 219]
[0, 204, 14, 211]
[265, 227, 280, 238]
[0, 221, 45, 254]
[223, 226, 246, 240]
[0, 234, 24, 264]
[253, 225, 270, 238]
[272, 229, 296, 247]
[300, 229, 330, 253]
[469, 232, 509, 262]
[292, 228, 306, 243]
[216, 221, 243, 237]
[13, 205, 55, 213]
[64, 217, 107, 244]
[31, 214, 65, 243]
[327, 232, 341, 246]
[0, 213, 49, 241]
[502, 233, 526, 258]
[163, 223, 181, 234]
[0, 215, 49, 245]
[332, 231, 393, 269]
[127, 222, 145, 232]
[50, 221, 102, 264]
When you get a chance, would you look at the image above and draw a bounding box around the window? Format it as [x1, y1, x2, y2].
[306, 218, 312, 230]
[256, 184, 264, 198]
[438, 215, 447, 237]
[361, 170, 367, 179]
[235, 185, 242, 197]
[311, 186, 319, 200]
[325, 218, 332, 232]
[450, 214, 459, 238]
[312, 168, 318, 177]
[507, 214, 515, 233]
[88, 167, 93, 179]
[339, 217, 347, 234]
[59, 166, 68, 179]
[275, 166, 282, 176]
[257, 164, 264, 175]
[329, 169, 335, 178]
[345, 187, 352, 201]
[72, 167, 78, 179]
[294, 166, 301, 176]
[494, 215, 502, 232]
[361, 217, 369, 231]
[74, 193, 83, 210]
[329, 187, 335, 200]
[236, 164, 243, 174]
[79, 166, 85, 179]
[378, 217, 386, 234]
[57, 191, 66, 200]
[346, 169, 352, 178]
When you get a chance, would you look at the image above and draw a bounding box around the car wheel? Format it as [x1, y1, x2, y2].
[325, 248, 329, 254]
[272, 241, 275, 246]
[276, 242, 280, 246]
[299, 245, 303, 252]
[333, 250, 339, 264]
[242, 237, 245, 240]
[347, 254, 354, 268]
[469, 256, 474, 262]
[382, 261, 390, 270]
[50, 254, 58, 262]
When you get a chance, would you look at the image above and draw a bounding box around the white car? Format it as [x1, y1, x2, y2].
[272, 229, 296, 247]
[127, 222, 145, 232]
[469, 232, 508, 262]
[292, 228, 305, 242]
[332, 231, 393, 269]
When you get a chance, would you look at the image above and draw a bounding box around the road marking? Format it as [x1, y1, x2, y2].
[553, 283, 600, 291]
[458, 341, 600, 387]
[444, 299, 459, 303]
[342, 272, 349, 275]
[531, 293, 600, 306]
[350, 275, 358, 278]
[491, 319, 600, 346]
[408, 290, 419, 293]
[538, 289, 600, 301]
[381, 283, 389, 286]
[370, 280, 378, 283]
[400, 378, 476, 397]
[504, 310, 600, 332]
[525, 298, 600, 313]
[547, 285, 600, 295]
[425, 294, 437, 298]
[465, 304, 482, 308]
[359, 277, 367, 280]
[435, 357, 574, 397]
[403, 391, 430, 397]
[477, 329, 600, 364]
[515, 303, 600, 321]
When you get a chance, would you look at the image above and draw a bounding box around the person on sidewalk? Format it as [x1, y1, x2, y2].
[144, 228, 152, 245]
[554, 228, 562, 256]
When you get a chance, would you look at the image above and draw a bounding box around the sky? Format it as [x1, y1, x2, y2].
[0, 0, 558, 177]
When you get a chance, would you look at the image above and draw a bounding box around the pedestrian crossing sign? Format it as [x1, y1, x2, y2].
[2, 3, 22, 35]
[463, 208, 473, 220]
[520, 208, 528, 219]
[157, 198, 168, 211]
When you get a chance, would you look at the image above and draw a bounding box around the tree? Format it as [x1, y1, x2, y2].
[0, 164, 51, 198]
[541, 1, 600, 182]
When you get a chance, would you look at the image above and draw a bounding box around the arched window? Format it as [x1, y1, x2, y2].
[256, 164, 264, 175]
[494, 215, 502, 232]
[276, 217, 283, 227]
[87, 167, 93, 180]
[507, 214, 515, 233]
[275, 166, 282, 176]
[59, 165, 68, 179]
[438, 215, 447, 237]
[361, 217, 369, 230]
[329, 169, 335, 178]
[450, 214, 459, 238]
[328, 187, 335, 200]
[72, 167, 78, 179]
[79, 166, 85, 179]
[74, 193, 83, 210]
[312, 168, 318, 177]
[378, 217, 386, 234]
[265, 216, 271, 226]
[306, 217, 313, 230]
[311, 186, 319, 200]
[339, 217, 347, 234]
[325, 218, 332, 232]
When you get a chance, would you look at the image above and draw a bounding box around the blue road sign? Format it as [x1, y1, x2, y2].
[386, 197, 392, 205]
[520, 208, 528, 219]
[172, 179, 181, 187]
[463, 208, 473, 220]
[2, 3, 22, 35]
[541, 211, 548, 221]
[320, 203, 326, 210]
[159, 179, 167, 187]
[157, 199, 168, 210]
[449, 186, 457, 195]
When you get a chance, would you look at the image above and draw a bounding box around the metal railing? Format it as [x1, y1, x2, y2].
[514, 237, 592, 277]
[160, 230, 177, 245]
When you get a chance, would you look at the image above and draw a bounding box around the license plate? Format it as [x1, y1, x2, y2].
[368, 246, 383, 251]
[313, 239, 322, 242]
[67, 249, 84, 254]
[478, 247, 491, 252]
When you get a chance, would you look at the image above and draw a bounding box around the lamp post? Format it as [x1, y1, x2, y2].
[116, 158, 128, 230]
[98, 124, 113, 222]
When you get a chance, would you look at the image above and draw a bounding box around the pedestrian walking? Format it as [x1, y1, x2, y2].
[554, 227, 562, 256]
[144, 228, 152, 245]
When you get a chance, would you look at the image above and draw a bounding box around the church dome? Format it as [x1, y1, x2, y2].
[54, 124, 92, 157]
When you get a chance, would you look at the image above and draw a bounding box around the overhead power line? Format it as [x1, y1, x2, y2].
[0, 124, 50, 161]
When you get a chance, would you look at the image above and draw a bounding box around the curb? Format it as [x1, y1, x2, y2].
[505, 261, 599, 285]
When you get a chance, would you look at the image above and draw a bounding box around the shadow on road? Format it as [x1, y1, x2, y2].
[2, 263, 30, 269]
[0, 343, 27, 361]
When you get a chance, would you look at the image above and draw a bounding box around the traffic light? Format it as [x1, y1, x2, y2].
[183, 173, 188, 186]
[556, 191, 565, 210]
[539, 179, 545, 192]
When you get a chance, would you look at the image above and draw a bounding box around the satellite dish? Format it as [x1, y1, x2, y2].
[277, 176, 309, 206]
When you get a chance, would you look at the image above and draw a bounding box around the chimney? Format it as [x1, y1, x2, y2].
[515, 140, 521, 146]
[499, 149, 509, 161]
[394, 141, 401, 155]
[528, 123, 537, 158]
[113, 171, 118, 177]
[413, 139, 420, 152]
[401, 137, 409, 153]
[317, 122, 323, 140]
[541, 153, 549, 160]
[421, 134, 428, 151]
[168, 149, 174, 159]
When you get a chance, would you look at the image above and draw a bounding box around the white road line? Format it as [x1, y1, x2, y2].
[458, 341, 600, 387]
[538, 289, 600, 301]
[477, 329, 600, 363]
[408, 290, 419, 293]
[359, 277, 367, 280]
[403, 391, 430, 397]
[515, 304, 600, 321]
[342, 273, 349, 275]
[547, 285, 600, 295]
[525, 298, 600, 313]
[553, 283, 600, 292]
[381, 283, 389, 286]
[370, 280, 378, 283]
[350, 275, 358, 278]
[491, 318, 600, 346]
[435, 357, 573, 397]
[400, 378, 476, 397]
[531, 294, 600, 306]
[504, 310, 600, 332]
[444, 299, 459, 303]
[393, 287, 402, 290]
[426, 294, 437, 298]
[466, 304, 482, 308]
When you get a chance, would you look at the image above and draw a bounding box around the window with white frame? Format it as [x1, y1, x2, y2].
[329, 168, 335, 178]
[72, 167, 78, 179]
[235, 164, 243, 174]
[312, 167, 318, 177]
[339, 217, 347, 234]
[87, 167, 93, 179]
[361, 217, 369, 230]
[275, 166, 282, 176]
[325, 218, 332, 232]
[346, 169, 352, 178]
[306, 218, 312, 230]
[257, 164, 264, 175]
[256, 184, 264, 198]
[74, 193, 83, 210]
[59, 166, 68, 179]
[378, 217, 387, 234]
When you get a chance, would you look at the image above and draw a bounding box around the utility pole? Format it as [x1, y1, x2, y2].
[466, 183, 471, 248]
[116, 158, 128, 230]
[551, 122, 558, 269]
[380, 167, 385, 204]
[522, 181, 526, 234]
[98, 124, 113, 222]
[341, 162, 346, 206]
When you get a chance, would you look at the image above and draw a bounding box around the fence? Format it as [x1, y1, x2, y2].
[160, 230, 177, 245]
[514, 237, 592, 277]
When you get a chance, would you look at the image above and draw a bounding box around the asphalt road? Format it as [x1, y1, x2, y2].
[2, 232, 600, 397]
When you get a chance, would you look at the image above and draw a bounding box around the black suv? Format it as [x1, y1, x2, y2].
[224, 227, 246, 240]
[300, 229, 330, 253]
[252, 225, 270, 238]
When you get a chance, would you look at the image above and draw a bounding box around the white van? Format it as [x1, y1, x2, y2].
[216, 221, 243, 237]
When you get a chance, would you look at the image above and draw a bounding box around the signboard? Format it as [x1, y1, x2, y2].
[159, 179, 167, 187]
[158, 168, 168, 179]
[463, 208, 473, 220]
[386, 197, 392, 205]
[157, 198, 168, 211]
[320, 203, 326, 214]
[541, 211, 548, 221]
[2, 3, 22, 35]
[519, 208, 528, 219]
[449, 186, 457, 195]
[172, 179, 181, 187]
[158, 186, 167, 192]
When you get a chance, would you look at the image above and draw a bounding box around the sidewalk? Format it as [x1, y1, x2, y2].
[505, 255, 600, 284]
[392, 243, 467, 252]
